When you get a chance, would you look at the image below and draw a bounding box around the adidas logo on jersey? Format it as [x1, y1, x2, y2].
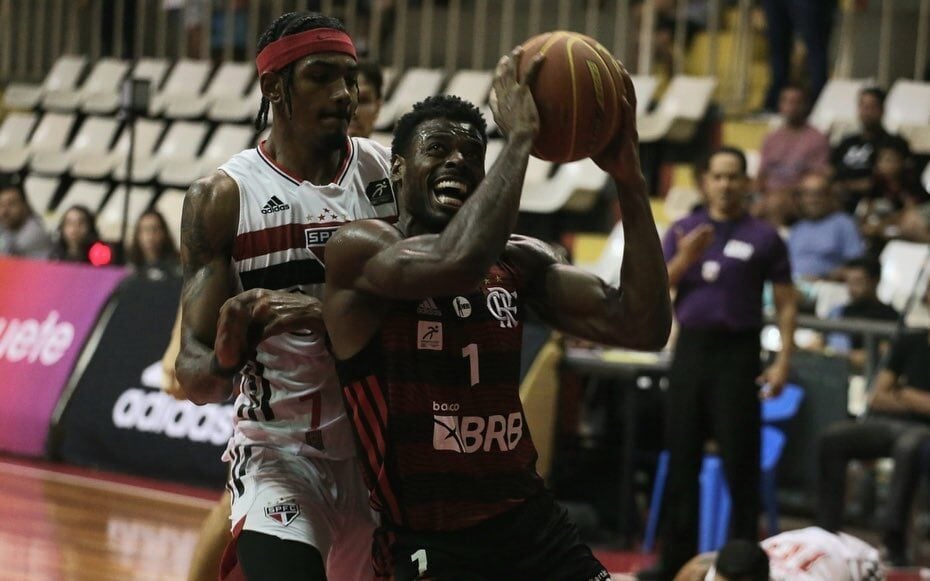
[416, 298, 442, 316]
[261, 195, 291, 214]
[432, 411, 523, 454]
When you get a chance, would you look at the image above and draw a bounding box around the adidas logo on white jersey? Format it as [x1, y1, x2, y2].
[416, 298, 442, 316]
[261, 195, 291, 214]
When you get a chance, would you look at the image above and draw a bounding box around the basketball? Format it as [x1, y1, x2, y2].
[516, 31, 625, 163]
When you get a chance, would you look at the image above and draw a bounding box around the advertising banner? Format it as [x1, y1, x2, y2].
[56, 272, 233, 488]
[0, 258, 127, 456]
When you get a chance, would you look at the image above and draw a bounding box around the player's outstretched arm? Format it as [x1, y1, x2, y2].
[509, 63, 671, 350]
[175, 173, 242, 405]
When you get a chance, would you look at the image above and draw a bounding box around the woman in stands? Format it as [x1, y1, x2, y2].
[128, 210, 180, 276]
[50, 205, 100, 263]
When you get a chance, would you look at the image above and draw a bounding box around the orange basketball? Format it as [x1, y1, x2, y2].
[516, 31, 625, 163]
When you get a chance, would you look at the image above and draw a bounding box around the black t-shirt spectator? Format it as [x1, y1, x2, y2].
[840, 299, 899, 349]
[880, 331, 930, 423]
[831, 131, 911, 182]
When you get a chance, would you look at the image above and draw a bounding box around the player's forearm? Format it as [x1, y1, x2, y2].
[436, 132, 534, 278]
[175, 333, 235, 405]
[610, 181, 672, 349]
[899, 388, 930, 417]
[774, 288, 798, 366]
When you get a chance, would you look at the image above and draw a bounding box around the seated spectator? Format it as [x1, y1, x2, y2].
[858, 141, 930, 243]
[899, 201, 930, 243]
[127, 210, 180, 276]
[825, 257, 899, 371]
[816, 280, 930, 566]
[756, 85, 830, 227]
[0, 176, 53, 259]
[672, 528, 882, 581]
[348, 60, 384, 140]
[832, 87, 911, 213]
[49, 205, 100, 264]
[788, 173, 863, 280]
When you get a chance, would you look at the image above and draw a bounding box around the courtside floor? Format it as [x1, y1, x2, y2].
[0, 456, 927, 580]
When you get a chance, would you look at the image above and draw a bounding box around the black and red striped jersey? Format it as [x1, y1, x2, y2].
[336, 260, 543, 532]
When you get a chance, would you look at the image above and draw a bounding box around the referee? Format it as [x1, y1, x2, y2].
[638, 146, 799, 580]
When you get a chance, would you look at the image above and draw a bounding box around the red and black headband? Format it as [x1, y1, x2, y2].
[255, 28, 357, 76]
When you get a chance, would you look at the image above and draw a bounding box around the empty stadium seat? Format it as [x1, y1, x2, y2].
[158, 124, 254, 188]
[3, 55, 87, 111]
[809, 78, 871, 137]
[520, 159, 608, 214]
[23, 174, 61, 226]
[208, 79, 262, 124]
[84, 57, 171, 115]
[42, 58, 129, 113]
[149, 59, 213, 116]
[443, 69, 493, 105]
[879, 240, 930, 316]
[630, 75, 659, 116]
[0, 112, 76, 173]
[165, 61, 253, 120]
[587, 219, 625, 287]
[97, 185, 156, 241]
[51, 180, 111, 224]
[71, 118, 166, 180]
[885, 80, 930, 155]
[0, 111, 38, 150]
[155, 188, 186, 247]
[31, 116, 120, 177]
[375, 68, 445, 130]
[638, 76, 717, 143]
[114, 121, 208, 183]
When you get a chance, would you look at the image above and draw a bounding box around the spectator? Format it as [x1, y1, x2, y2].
[788, 173, 863, 281]
[832, 87, 911, 213]
[49, 205, 100, 264]
[858, 141, 930, 244]
[756, 85, 830, 226]
[348, 60, 384, 140]
[638, 147, 798, 581]
[899, 202, 930, 243]
[825, 257, 899, 371]
[817, 280, 930, 566]
[761, 0, 837, 111]
[127, 210, 180, 276]
[0, 177, 52, 259]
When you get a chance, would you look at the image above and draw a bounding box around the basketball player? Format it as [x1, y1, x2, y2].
[672, 527, 883, 581]
[175, 12, 395, 581]
[322, 51, 672, 579]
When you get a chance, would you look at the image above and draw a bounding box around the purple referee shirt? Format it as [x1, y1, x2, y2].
[662, 208, 792, 331]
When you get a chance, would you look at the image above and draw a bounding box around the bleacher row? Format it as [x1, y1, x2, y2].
[4, 54, 930, 247]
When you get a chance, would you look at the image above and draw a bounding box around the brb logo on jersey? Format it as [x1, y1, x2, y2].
[486, 287, 518, 328]
[432, 405, 524, 453]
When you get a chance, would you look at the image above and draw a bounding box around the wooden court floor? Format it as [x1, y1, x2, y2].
[0, 457, 217, 581]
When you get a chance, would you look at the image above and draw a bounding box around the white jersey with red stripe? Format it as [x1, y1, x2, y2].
[218, 137, 396, 461]
[705, 527, 883, 581]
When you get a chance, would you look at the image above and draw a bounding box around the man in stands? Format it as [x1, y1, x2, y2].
[787, 172, 863, 281]
[817, 280, 930, 566]
[832, 87, 911, 213]
[0, 176, 52, 259]
[349, 60, 384, 140]
[322, 53, 671, 579]
[756, 85, 830, 226]
[175, 11, 395, 581]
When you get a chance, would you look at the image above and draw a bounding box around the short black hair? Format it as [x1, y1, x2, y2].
[781, 83, 809, 101]
[357, 60, 384, 100]
[0, 173, 26, 202]
[846, 256, 883, 281]
[700, 146, 748, 176]
[391, 95, 488, 158]
[255, 12, 349, 131]
[860, 86, 887, 107]
[715, 540, 769, 581]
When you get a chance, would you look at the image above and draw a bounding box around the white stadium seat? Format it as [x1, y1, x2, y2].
[879, 240, 930, 328]
[97, 185, 156, 241]
[809, 78, 871, 137]
[3, 55, 87, 111]
[0, 111, 38, 149]
[165, 61, 254, 120]
[375, 68, 445, 130]
[638, 75, 717, 143]
[51, 180, 111, 224]
[149, 59, 213, 116]
[0, 112, 76, 173]
[114, 121, 208, 183]
[155, 188, 186, 248]
[42, 58, 130, 113]
[84, 58, 172, 115]
[71, 118, 166, 180]
[31, 116, 120, 177]
[885, 80, 930, 155]
[208, 79, 262, 124]
[443, 69, 493, 105]
[630, 75, 659, 116]
[23, 174, 61, 227]
[158, 124, 254, 188]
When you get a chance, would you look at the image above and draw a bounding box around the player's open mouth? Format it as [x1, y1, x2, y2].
[431, 179, 470, 208]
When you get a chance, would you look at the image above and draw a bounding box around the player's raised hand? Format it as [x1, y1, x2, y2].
[591, 60, 643, 189]
[489, 47, 543, 140]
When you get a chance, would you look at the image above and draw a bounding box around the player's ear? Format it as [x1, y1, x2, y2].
[390, 155, 405, 183]
[260, 71, 283, 105]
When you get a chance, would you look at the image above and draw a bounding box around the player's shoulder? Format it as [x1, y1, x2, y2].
[326, 219, 402, 285]
[353, 136, 392, 166]
[182, 171, 240, 239]
[504, 234, 564, 267]
[187, 170, 240, 207]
